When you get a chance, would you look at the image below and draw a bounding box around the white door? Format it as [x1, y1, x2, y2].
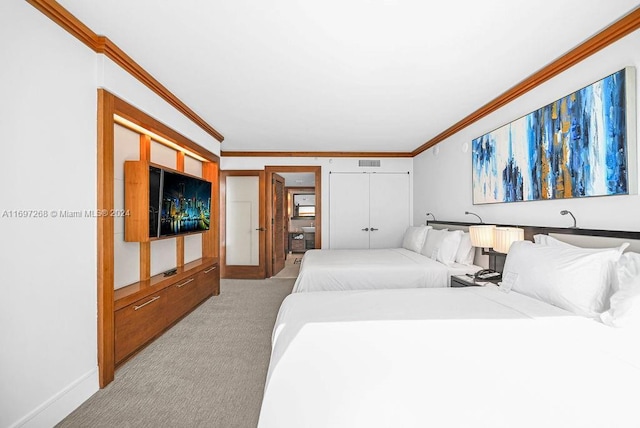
[222, 171, 266, 279]
[369, 173, 410, 248]
[329, 172, 410, 249]
[329, 173, 370, 249]
[226, 175, 260, 265]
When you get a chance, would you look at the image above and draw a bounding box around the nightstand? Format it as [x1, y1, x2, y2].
[451, 275, 499, 288]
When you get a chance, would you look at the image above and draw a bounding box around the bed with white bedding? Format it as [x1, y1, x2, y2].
[258, 286, 640, 428]
[292, 248, 481, 292]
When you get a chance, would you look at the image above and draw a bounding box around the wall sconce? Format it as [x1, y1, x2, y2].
[560, 210, 577, 228]
[493, 227, 525, 254]
[465, 211, 484, 224]
[426, 212, 436, 225]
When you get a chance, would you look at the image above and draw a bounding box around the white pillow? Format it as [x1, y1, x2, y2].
[455, 232, 475, 265]
[402, 226, 431, 253]
[502, 241, 625, 318]
[420, 228, 448, 259]
[601, 252, 640, 328]
[437, 230, 463, 265]
[533, 234, 568, 246]
[533, 234, 629, 254]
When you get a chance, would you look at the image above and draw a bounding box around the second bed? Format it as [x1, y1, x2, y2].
[292, 247, 480, 292]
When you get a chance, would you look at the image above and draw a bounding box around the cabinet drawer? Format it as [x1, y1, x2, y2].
[115, 290, 167, 364]
[166, 274, 202, 325]
[199, 264, 219, 297]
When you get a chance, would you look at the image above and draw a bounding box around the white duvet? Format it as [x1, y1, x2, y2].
[259, 286, 640, 428]
[292, 248, 480, 292]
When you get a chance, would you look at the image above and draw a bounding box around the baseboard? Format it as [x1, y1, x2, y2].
[10, 367, 99, 428]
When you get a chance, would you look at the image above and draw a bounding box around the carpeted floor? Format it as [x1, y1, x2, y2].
[57, 278, 294, 428]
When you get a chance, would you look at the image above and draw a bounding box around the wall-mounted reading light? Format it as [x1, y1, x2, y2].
[425, 212, 436, 225]
[560, 210, 577, 228]
[464, 211, 484, 224]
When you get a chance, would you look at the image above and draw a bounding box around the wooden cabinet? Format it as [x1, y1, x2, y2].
[200, 264, 220, 295]
[305, 232, 315, 250]
[289, 232, 315, 253]
[166, 274, 202, 325]
[290, 233, 306, 252]
[165, 264, 219, 325]
[114, 258, 219, 365]
[115, 290, 168, 364]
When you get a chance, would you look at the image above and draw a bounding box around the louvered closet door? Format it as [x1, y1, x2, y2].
[369, 173, 410, 249]
[329, 173, 370, 249]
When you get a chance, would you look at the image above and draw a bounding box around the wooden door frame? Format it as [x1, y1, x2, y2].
[271, 173, 287, 276]
[220, 170, 266, 279]
[265, 166, 321, 278]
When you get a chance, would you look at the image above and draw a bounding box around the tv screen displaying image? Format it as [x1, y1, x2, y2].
[159, 169, 212, 237]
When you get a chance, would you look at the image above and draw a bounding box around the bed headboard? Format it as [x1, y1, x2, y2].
[428, 220, 640, 268]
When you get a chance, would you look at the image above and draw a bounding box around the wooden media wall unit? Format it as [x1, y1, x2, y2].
[98, 89, 220, 386]
[116, 159, 220, 366]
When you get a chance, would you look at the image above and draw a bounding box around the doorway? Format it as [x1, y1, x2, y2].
[265, 166, 321, 278]
[220, 170, 266, 279]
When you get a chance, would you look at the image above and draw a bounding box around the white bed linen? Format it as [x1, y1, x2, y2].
[292, 248, 480, 292]
[259, 286, 640, 428]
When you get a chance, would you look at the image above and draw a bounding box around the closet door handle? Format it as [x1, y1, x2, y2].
[361, 227, 370, 231]
[256, 227, 266, 231]
[370, 228, 379, 231]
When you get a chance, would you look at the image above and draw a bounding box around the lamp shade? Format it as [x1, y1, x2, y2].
[493, 227, 524, 253]
[468, 225, 496, 248]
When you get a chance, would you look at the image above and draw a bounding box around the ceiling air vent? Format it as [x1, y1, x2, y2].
[358, 159, 381, 167]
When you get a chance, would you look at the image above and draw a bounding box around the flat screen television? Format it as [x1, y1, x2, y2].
[149, 166, 212, 238]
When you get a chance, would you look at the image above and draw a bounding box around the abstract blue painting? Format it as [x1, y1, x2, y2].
[472, 68, 634, 204]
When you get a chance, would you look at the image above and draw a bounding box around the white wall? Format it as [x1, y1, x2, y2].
[0, 2, 98, 427]
[221, 157, 414, 247]
[0, 3, 221, 427]
[97, 56, 221, 157]
[413, 29, 640, 232]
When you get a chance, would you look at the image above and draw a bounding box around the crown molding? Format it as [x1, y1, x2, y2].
[221, 151, 413, 158]
[27, 0, 640, 156]
[26, 0, 224, 142]
[412, 6, 640, 157]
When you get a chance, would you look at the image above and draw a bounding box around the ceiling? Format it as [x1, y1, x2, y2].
[57, 0, 640, 154]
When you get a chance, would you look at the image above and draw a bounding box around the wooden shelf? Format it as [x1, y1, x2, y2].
[115, 257, 218, 310]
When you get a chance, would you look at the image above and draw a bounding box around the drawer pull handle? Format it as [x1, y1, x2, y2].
[133, 296, 160, 310]
[204, 266, 217, 274]
[176, 278, 195, 288]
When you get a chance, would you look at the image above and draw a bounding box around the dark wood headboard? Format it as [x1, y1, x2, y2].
[427, 220, 640, 242]
[427, 220, 640, 269]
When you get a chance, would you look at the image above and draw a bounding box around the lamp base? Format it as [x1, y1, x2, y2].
[481, 248, 506, 272]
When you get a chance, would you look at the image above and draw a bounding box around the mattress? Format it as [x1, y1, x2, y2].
[259, 286, 640, 428]
[292, 248, 481, 292]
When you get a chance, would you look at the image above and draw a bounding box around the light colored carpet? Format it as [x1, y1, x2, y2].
[57, 278, 294, 428]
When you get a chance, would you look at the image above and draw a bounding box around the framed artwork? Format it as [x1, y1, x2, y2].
[472, 67, 636, 204]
